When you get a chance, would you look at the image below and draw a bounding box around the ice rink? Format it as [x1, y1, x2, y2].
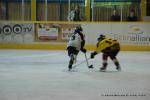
[0, 49, 150, 100]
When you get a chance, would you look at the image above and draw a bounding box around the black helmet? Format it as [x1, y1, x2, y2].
[75, 26, 83, 33]
[97, 34, 106, 41]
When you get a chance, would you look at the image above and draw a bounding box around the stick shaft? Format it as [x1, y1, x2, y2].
[85, 53, 90, 67]
[72, 57, 90, 68]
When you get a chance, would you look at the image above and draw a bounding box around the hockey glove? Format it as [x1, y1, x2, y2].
[90, 51, 97, 59]
[81, 48, 87, 53]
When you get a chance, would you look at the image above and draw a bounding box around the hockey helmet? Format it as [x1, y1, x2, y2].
[97, 34, 106, 41]
[75, 26, 83, 33]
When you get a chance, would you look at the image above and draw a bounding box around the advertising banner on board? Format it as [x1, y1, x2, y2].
[0, 23, 150, 46]
[111, 24, 150, 45]
[0, 23, 34, 43]
[36, 23, 80, 42]
[82, 23, 150, 45]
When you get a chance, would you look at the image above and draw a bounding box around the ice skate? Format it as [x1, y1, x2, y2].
[68, 64, 72, 71]
[116, 66, 121, 71]
[100, 67, 106, 72]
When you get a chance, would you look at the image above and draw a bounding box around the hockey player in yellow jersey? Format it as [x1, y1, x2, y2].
[90, 34, 121, 72]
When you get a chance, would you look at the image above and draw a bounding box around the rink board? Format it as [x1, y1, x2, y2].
[0, 22, 150, 51]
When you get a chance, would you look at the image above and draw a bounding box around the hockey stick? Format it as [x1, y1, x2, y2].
[72, 58, 91, 68]
[84, 53, 93, 68]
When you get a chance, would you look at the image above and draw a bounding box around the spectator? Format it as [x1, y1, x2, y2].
[127, 10, 137, 21]
[111, 10, 120, 21]
[67, 5, 82, 21]
[0, 4, 6, 20]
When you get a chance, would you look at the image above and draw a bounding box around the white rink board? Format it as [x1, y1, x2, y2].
[0, 23, 150, 46]
[83, 23, 150, 45]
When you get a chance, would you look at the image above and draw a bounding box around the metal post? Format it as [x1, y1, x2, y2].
[91, 0, 94, 22]
[121, 5, 123, 22]
[45, 0, 48, 21]
[68, 0, 71, 21]
[22, 0, 25, 20]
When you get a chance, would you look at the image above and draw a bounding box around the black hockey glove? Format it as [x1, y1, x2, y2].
[81, 48, 87, 53]
[90, 51, 97, 59]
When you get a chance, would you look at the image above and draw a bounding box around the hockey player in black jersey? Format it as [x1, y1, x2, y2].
[67, 26, 86, 71]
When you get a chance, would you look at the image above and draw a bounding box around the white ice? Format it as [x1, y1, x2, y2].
[0, 49, 150, 100]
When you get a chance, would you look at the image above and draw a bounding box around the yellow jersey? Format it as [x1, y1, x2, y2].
[96, 38, 120, 53]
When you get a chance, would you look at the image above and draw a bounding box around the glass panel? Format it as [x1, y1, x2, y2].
[0, 0, 144, 21]
[124, 2, 141, 21]
[0, 1, 7, 20]
[47, 2, 60, 21]
[24, 1, 31, 20]
[67, 1, 85, 21]
[2, 0, 31, 21]
[37, 0, 85, 21]
[91, 0, 141, 22]
[37, 2, 46, 20]
[92, 2, 122, 21]
[146, 0, 150, 16]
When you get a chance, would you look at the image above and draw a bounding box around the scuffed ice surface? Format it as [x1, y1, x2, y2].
[0, 50, 150, 100]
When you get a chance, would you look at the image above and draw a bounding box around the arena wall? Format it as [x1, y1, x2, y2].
[0, 21, 150, 51]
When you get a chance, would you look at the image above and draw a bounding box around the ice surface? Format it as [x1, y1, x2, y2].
[0, 50, 150, 100]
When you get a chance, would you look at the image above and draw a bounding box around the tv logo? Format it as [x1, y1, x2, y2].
[0, 24, 32, 35]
